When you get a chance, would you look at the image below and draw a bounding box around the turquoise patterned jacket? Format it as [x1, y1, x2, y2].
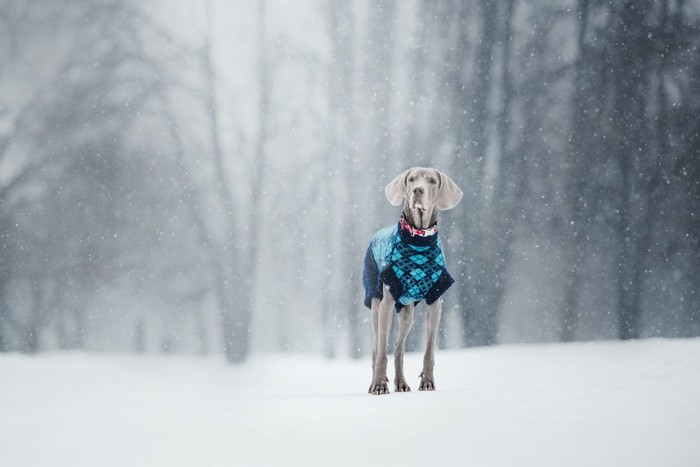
[363, 216, 454, 312]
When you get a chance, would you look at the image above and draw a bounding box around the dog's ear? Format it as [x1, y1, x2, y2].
[436, 171, 463, 210]
[385, 169, 411, 206]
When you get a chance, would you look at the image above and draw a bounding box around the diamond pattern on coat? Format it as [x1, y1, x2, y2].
[390, 241, 444, 305]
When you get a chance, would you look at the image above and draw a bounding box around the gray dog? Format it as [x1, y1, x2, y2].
[363, 167, 463, 395]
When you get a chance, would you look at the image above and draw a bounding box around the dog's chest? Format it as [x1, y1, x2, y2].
[370, 225, 448, 306]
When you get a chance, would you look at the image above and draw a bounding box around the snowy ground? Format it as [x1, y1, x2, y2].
[1, 338, 699, 467]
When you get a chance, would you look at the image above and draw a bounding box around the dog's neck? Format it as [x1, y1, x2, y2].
[402, 206, 437, 230]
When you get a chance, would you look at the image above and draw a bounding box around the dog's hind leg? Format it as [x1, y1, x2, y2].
[369, 286, 394, 395]
[394, 304, 414, 392]
[419, 300, 442, 391]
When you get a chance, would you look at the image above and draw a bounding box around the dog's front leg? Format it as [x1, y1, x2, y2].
[370, 298, 380, 378]
[419, 300, 442, 391]
[369, 286, 394, 395]
[394, 305, 414, 392]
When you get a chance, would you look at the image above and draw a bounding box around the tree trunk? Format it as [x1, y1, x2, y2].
[237, 0, 272, 359]
[455, 0, 499, 346]
[0, 214, 9, 352]
[25, 279, 42, 353]
[610, 0, 654, 340]
[203, 0, 249, 363]
[561, 0, 591, 342]
[324, 0, 355, 358]
[364, 0, 397, 228]
[483, 0, 517, 345]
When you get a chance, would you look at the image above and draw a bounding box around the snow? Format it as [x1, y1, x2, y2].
[2, 338, 700, 467]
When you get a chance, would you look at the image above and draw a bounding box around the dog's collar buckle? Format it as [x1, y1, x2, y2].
[399, 215, 438, 237]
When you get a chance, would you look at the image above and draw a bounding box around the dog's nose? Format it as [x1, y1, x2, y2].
[413, 187, 424, 195]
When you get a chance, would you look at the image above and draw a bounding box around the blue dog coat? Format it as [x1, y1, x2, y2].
[363, 215, 454, 312]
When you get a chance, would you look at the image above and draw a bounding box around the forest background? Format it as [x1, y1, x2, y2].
[1, 0, 698, 363]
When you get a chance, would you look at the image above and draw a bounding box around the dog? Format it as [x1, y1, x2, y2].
[363, 167, 462, 395]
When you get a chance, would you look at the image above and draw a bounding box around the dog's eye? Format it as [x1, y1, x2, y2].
[408, 176, 415, 182]
[428, 178, 437, 185]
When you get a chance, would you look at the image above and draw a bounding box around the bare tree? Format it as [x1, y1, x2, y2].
[561, 0, 593, 341]
[199, 0, 257, 363]
[452, 0, 500, 346]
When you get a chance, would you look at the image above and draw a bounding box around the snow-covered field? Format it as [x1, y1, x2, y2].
[1, 338, 699, 467]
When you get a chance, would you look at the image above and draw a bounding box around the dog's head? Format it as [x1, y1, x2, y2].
[385, 167, 463, 212]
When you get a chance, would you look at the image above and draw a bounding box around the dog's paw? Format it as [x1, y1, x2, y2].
[395, 379, 411, 393]
[418, 372, 436, 391]
[368, 378, 390, 395]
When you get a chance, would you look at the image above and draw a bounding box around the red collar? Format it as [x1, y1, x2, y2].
[399, 215, 438, 237]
